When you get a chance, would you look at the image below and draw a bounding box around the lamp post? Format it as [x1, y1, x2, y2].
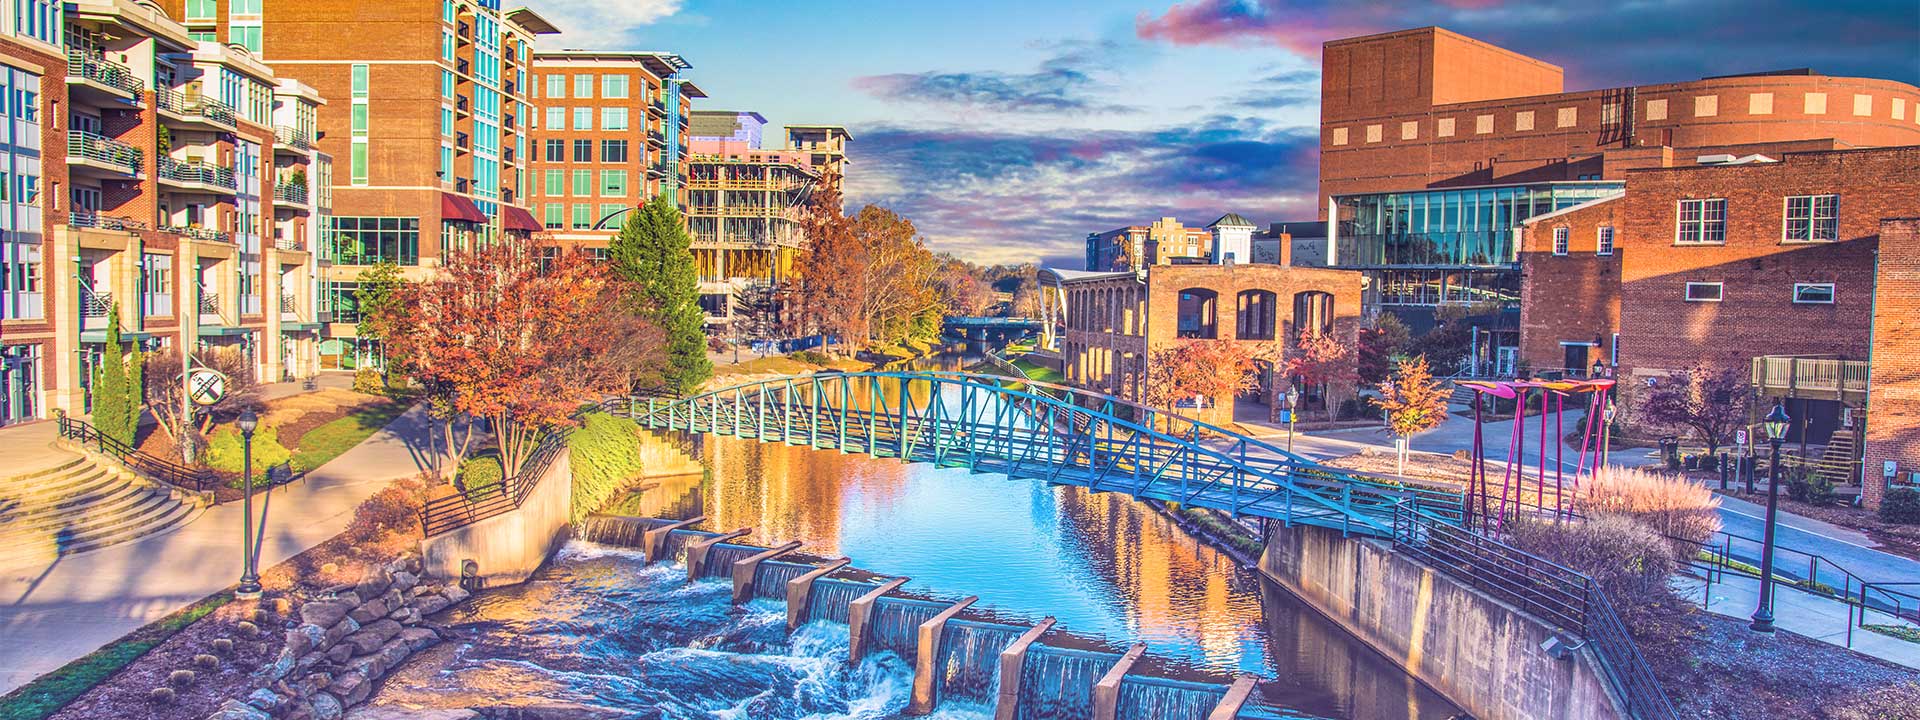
[1600, 399, 1617, 467]
[1285, 386, 1302, 455]
[236, 408, 262, 599]
[1750, 403, 1791, 633]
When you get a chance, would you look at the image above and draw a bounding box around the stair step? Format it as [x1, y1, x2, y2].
[0, 479, 146, 525]
[0, 468, 126, 508]
[0, 490, 179, 547]
[0, 455, 89, 484]
[0, 484, 158, 536]
[0, 496, 198, 567]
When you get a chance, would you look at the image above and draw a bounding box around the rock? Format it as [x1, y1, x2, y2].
[272, 597, 295, 615]
[440, 585, 470, 605]
[376, 637, 412, 668]
[269, 648, 299, 680]
[355, 568, 393, 601]
[286, 624, 324, 655]
[327, 642, 357, 664]
[245, 688, 287, 713]
[299, 650, 331, 672]
[310, 692, 345, 720]
[397, 627, 439, 652]
[362, 619, 404, 643]
[342, 630, 385, 656]
[298, 671, 334, 696]
[387, 606, 421, 625]
[347, 652, 386, 680]
[408, 595, 450, 616]
[389, 571, 418, 592]
[214, 698, 272, 720]
[323, 617, 362, 646]
[299, 601, 352, 629]
[284, 705, 316, 720]
[328, 671, 373, 705]
[343, 708, 478, 720]
[348, 598, 389, 625]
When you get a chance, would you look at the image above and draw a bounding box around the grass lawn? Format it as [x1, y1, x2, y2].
[1011, 357, 1064, 384]
[289, 400, 411, 473]
[0, 592, 231, 720]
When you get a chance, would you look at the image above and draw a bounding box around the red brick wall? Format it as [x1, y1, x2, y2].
[1518, 197, 1625, 373]
[1616, 147, 1920, 383]
[1863, 218, 1920, 509]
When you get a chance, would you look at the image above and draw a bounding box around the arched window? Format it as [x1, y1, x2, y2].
[1177, 288, 1218, 339]
[1236, 290, 1277, 340]
[1292, 291, 1334, 338]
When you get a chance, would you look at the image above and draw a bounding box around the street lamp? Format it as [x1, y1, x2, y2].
[1600, 399, 1617, 467]
[1284, 386, 1302, 455]
[1750, 403, 1791, 633]
[236, 408, 263, 599]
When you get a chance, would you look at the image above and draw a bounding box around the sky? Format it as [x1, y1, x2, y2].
[523, 0, 1920, 269]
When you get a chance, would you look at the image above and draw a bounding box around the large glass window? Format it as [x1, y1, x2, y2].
[544, 203, 563, 228]
[602, 140, 628, 163]
[544, 169, 564, 196]
[351, 64, 369, 98]
[601, 170, 626, 196]
[571, 204, 591, 229]
[572, 169, 592, 195]
[326, 217, 420, 265]
[1784, 194, 1839, 242]
[573, 74, 593, 98]
[602, 74, 628, 99]
[1332, 182, 1622, 269]
[544, 139, 564, 162]
[573, 107, 592, 130]
[545, 106, 564, 130]
[545, 74, 565, 99]
[185, 0, 216, 21]
[1677, 198, 1727, 244]
[601, 107, 628, 131]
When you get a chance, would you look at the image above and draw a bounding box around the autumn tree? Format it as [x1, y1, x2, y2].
[1358, 313, 1413, 386]
[1638, 366, 1750, 455]
[1144, 340, 1265, 420]
[933, 254, 991, 317]
[608, 193, 710, 394]
[1288, 330, 1359, 421]
[382, 235, 663, 478]
[794, 170, 861, 353]
[143, 346, 259, 463]
[1377, 356, 1449, 474]
[850, 205, 941, 347]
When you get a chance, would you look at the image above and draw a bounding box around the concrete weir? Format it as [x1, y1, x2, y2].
[685, 528, 751, 581]
[786, 558, 851, 630]
[909, 596, 979, 714]
[1090, 643, 1146, 720]
[732, 541, 803, 603]
[846, 578, 910, 665]
[641, 515, 705, 565]
[992, 618, 1056, 720]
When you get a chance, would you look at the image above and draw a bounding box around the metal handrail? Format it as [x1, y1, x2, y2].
[162, 224, 234, 243]
[274, 182, 308, 205]
[69, 210, 149, 232]
[68, 130, 143, 172]
[198, 290, 221, 315]
[67, 51, 144, 95]
[155, 89, 237, 127]
[1677, 528, 1920, 624]
[81, 288, 113, 318]
[273, 126, 314, 151]
[157, 156, 238, 190]
[56, 414, 216, 494]
[419, 429, 569, 537]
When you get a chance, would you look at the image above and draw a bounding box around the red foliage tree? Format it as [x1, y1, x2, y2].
[1144, 340, 1264, 414]
[1288, 330, 1359, 421]
[1377, 356, 1450, 473]
[1637, 365, 1750, 455]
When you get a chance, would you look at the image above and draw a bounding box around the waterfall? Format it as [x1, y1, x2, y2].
[866, 597, 947, 658]
[1016, 646, 1119, 720]
[702, 543, 761, 578]
[937, 620, 1023, 703]
[808, 578, 875, 624]
[574, 515, 661, 548]
[658, 529, 711, 565]
[1115, 677, 1227, 720]
[754, 560, 814, 600]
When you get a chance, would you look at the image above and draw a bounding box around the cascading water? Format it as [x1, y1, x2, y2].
[1016, 645, 1120, 720]
[656, 528, 707, 564]
[1116, 677, 1228, 720]
[809, 578, 876, 624]
[572, 514, 658, 547]
[866, 597, 948, 658]
[936, 620, 1023, 703]
[702, 543, 763, 578]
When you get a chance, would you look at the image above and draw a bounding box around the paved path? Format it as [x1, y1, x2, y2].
[0, 403, 433, 694]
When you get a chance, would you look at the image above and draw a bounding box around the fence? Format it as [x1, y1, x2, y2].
[1677, 529, 1920, 648]
[56, 414, 216, 494]
[419, 429, 568, 537]
[1391, 502, 1676, 720]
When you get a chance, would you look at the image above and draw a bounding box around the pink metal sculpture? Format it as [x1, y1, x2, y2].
[1457, 378, 1615, 532]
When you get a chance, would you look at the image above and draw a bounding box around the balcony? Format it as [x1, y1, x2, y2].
[69, 210, 148, 232]
[280, 293, 300, 320]
[456, 58, 470, 76]
[1752, 355, 1871, 402]
[81, 287, 114, 330]
[66, 51, 143, 103]
[274, 182, 309, 207]
[647, 163, 668, 179]
[274, 126, 314, 152]
[155, 89, 237, 130]
[274, 236, 302, 251]
[67, 131, 143, 176]
[197, 290, 224, 324]
[646, 129, 665, 147]
[157, 157, 237, 193]
[162, 224, 233, 244]
[455, 132, 470, 151]
[648, 99, 666, 116]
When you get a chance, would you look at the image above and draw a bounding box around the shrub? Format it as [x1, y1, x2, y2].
[204, 425, 293, 478]
[352, 367, 383, 395]
[166, 670, 195, 687]
[1785, 465, 1838, 506]
[211, 638, 234, 655]
[568, 412, 645, 522]
[458, 454, 504, 499]
[1505, 513, 1692, 665]
[707, 336, 729, 353]
[192, 654, 218, 669]
[1879, 488, 1920, 525]
[147, 687, 175, 704]
[1578, 466, 1721, 548]
[789, 349, 831, 366]
[347, 481, 425, 544]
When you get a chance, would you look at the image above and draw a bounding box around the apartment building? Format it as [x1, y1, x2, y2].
[784, 124, 850, 180]
[0, 0, 329, 425]
[154, 0, 556, 368]
[1084, 217, 1213, 272]
[685, 111, 824, 328]
[529, 50, 701, 253]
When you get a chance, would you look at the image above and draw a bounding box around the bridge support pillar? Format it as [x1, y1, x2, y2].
[1090, 643, 1146, 720]
[731, 541, 803, 603]
[847, 577, 910, 665]
[685, 528, 750, 581]
[640, 515, 705, 565]
[909, 596, 979, 714]
[992, 618, 1055, 720]
[786, 558, 852, 631]
[1206, 676, 1258, 720]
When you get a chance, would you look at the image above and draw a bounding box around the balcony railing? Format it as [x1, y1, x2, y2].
[155, 89, 237, 127]
[274, 182, 308, 205]
[648, 99, 666, 116]
[197, 291, 221, 315]
[162, 224, 234, 243]
[157, 157, 238, 190]
[81, 288, 113, 318]
[1752, 355, 1871, 401]
[67, 51, 144, 96]
[69, 210, 148, 232]
[280, 293, 299, 316]
[275, 236, 302, 251]
[274, 126, 314, 151]
[646, 129, 665, 145]
[68, 131, 143, 173]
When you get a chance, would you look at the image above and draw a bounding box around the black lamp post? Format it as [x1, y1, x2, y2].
[1284, 386, 1302, 455]
[1750, 403, 1791, 633]
[236, 408, 263, 599]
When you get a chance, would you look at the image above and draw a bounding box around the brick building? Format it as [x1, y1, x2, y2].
[1865, 219, 1920, 508]
[529, 50, 701, 247]
[1084, 217, 1213, 272]
[2, 0, 329, 424]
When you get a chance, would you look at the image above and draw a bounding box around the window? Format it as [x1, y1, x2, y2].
[573, 139, 592, 163]
[1793, 283, 1835, 304]
[545, 106, 564, 130]
[602, 74, 628, 99]
[1597, 226, 1615, 256]
[350, 104, 368, 136]
[326, 217, 420, 265]
[543, 169, 563, 196]
[601, 170, 626, 196]
[599, 203, 624, 221]
[351, 64, 369, 98]
[573, 107, 592, 130]
[574, 74, 594, 99]
[1551, 227, 1569, 256]
[601, 107, 628, 131]
[1784, 194, 1839, 242]
[1684, 282, 1723, 302]
[544, 203, 563, 229]
[185, 0, 216, 21]
[544, 139, 564, 162]
[1677, 199, 1726, 244]
[545, 74, 565, 99]
[350, 143, 368, 185]
[571, 204, 592, 229]
[230, 24, 261, 53]
[602, 140, 628, 163]
[572, 169, 592, 196]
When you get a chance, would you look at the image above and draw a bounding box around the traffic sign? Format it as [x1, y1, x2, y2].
[189, 368, 229, 406]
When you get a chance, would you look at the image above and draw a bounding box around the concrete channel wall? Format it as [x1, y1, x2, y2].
[1258, 521, 1630, 720]
[420, 450, 574, 586]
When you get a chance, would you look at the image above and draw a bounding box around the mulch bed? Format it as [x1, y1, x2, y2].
[1758, 495, 1920, 563]
[1656, 607, 1919, 719]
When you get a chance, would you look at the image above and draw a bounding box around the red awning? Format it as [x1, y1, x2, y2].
[439, 193, 488, 223]
[502, 205, 544, 233]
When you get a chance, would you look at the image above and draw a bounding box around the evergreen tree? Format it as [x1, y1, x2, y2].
[354, 261, 405, 379]
[609, 193, 711, 394]
[91, 309, 139, 446]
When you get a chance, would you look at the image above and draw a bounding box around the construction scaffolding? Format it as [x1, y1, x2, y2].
[682, 151, 820, 325]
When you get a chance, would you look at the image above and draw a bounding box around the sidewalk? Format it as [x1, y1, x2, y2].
[0, 402, 434, 694]
[1675, 572, 1920, 670]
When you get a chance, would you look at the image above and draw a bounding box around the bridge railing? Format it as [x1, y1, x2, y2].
[1391, 502, 1676, 720]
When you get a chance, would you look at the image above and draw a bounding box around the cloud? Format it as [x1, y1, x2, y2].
[524, 0, 682, 50]
[841, 117, 1319, 266]
[851, 37, 1145, 114]
[1136, 0, 1920, 87]
[1230, 69, 1320, 109]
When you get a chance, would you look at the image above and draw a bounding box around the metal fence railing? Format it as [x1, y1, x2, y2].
[419, 430, 567, 537]
[56, 414, 217, 494]
[1676, 529, 1920, 648]
[67, 51, 145, 96]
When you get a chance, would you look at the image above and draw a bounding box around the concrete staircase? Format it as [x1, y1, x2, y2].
[0, 452, 203, 570]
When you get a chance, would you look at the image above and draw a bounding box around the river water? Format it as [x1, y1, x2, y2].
[370, 353, 1463, 719]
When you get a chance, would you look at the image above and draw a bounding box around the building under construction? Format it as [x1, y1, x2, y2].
[685, 111, 836, 327]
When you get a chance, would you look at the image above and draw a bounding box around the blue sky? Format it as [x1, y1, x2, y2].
[525, 0, 1920, 268]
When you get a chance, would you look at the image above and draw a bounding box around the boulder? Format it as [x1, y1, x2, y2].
[440, 585, 470, 605]
[323, 617, 362, 646]
[297, 650, 329, 672]
[244, 688, 286, 713]
[212, 698, 272, 720]
[387, 606, 421, 625]
[408, 595, 450, 616]
[326, 642, 356, 664]
[354, 568, 393, 601]
[396, 627, 440, 652]
[309, 692, 345, 720]
[343, 708, 478, 720]
[347, 598, 389, 626]
[377, 637, 412, 668]
[329, 671, 373, 705]
[361, 619, 404, 643]
[347, 652, 386, 680]
[268, 648, 298, 680]
[341, 630, 385, 656]
[298, 671, 334, 696]
[288, 624, 326, 655]
[389, 571, 418, 593]
[299, 601, 351, 629]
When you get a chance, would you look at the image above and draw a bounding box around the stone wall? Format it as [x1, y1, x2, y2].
[418, 449, 574, 586]
[206, 554, 470, 720]
[1258, 521, 1628, 720]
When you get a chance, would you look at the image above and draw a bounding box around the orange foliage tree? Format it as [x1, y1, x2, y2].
[1144, 340, 1264, 416]
[1377, 356, 1450, 473]
[793, 170, 861, 353]
[377, 234, 663, 479]
[1287, 330, 1359, 421]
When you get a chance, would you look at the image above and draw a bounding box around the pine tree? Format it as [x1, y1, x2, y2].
[609, 193, 711, 394]
[92, 309, 139, 446]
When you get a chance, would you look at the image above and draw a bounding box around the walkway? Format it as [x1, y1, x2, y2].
[0, 403, 433, 694]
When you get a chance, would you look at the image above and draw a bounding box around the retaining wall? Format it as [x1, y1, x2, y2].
[1258, 521, 1628, 720]
[419, 450, 573, 586]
